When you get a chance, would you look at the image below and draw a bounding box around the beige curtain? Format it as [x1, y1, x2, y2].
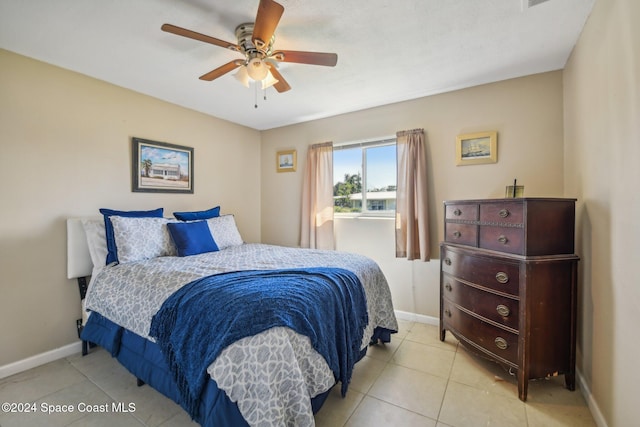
[300, 142, 335, 250]
[396, 129, 430, 261]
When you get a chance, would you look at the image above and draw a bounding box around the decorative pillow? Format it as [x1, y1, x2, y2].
[167, 221, 219, 257]
[81, 218, 107, 273]
[206, 215, 243, 250]
[173, 205, 221, 221]
[110, 216, 176, 263]
[99, 208, 163, 264]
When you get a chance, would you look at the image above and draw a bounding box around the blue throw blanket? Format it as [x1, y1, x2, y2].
[149, 267, 369, 419]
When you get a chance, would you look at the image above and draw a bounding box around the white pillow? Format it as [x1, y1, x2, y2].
[111, 216, 177, 263]
[81, 218, 108, 272]
[206, 215, 243, 249]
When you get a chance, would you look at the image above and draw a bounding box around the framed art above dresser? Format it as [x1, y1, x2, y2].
[439, 198, 579, 401]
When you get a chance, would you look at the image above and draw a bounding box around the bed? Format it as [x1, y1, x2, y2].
[66, 210, 398, 427]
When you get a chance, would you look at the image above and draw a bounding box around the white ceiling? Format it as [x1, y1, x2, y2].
[0, 0, 595, 131]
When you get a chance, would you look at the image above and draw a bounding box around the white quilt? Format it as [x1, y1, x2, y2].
[84, 243, 398, 426]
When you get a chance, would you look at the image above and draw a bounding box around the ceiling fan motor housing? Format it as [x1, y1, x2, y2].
[235, 23, 274, 60]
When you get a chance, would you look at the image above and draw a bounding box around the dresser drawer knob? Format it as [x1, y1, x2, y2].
[453, 231, 461, 238]
[494, 337, 508, 350]
[495, 271, 509, 284]
[499, 209, 510, 218]
[496, 304, 510, 317]
[453, 208, 462, 216]
[444, 258, 452, 266]
[445, 283, 452, 292]
[497, 235, 508, 244]
[444, 309, 452, 318]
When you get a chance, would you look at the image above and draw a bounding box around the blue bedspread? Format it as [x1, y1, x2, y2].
[149, 267, 369, 419]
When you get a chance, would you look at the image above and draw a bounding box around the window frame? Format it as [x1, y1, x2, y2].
[333, 136, 397, 218]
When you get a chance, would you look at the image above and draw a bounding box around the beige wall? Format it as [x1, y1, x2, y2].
[0, 49, 261, 366]
[564, 0, 640, 425]
[261, 71, 566, 317]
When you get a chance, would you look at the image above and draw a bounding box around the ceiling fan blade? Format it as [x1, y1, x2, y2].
[252, 0, 284, 49]
[272, 50, 338, 67]
[162, 23, 239, 51]
[267, 65, 291, 93]
[199, 61, 242, 81]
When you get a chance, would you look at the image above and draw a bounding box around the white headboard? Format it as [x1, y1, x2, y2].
[66, 218, 95, 279]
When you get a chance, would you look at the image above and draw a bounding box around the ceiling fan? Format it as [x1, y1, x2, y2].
[161, 0, 338, 93]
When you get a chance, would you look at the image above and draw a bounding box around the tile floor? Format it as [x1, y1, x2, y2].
[0, 320, 596, 427]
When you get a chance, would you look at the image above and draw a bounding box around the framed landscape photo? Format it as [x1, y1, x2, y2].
[276, 149, 297, 173]
[132, 137, 194, 193]
[456, 131, 497, 166]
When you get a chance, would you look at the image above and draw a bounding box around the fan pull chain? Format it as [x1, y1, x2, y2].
[254, 83, 258, 109]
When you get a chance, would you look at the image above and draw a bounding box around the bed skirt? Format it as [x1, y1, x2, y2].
[81, 312, 332, 426]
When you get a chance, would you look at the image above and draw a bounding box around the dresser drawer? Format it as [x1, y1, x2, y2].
[441, 247, 520, 297]
[443, 300, 518, 365]
[445, 223, 478, 246]
[442, 275, 519, 331]
[479, 225, 525, 254]
[479, 201, 523, 225]
[445, 203, 478, 221]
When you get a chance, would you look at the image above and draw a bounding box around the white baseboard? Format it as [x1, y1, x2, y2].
[576, 369, 608, 427]
[394, 309, 439, 325]
[0, 341, 82, 380]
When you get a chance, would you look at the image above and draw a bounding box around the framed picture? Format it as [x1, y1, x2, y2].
[276, 149, 297, 173]
[132, 137, 194, 193]
[456, 131, 498, 166]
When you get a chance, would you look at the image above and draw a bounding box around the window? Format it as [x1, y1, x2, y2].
[333, 138, 396, 215]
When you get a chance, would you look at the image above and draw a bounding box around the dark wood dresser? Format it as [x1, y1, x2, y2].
[439, 198, 579, 401]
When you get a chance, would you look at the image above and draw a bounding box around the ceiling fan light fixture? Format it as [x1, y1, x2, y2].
[247, 57, 269, 81]
[261, 70, 279, 89]
[234, 66, 250, 88]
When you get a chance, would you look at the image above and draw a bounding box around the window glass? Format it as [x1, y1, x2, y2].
[333, 140, 396, 215]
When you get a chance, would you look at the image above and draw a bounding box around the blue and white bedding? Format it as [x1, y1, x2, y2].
[84, 243, 398, 426]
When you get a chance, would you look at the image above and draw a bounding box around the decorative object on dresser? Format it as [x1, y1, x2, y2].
[439, 198, 579, 401]
[505, 178, 524, 198]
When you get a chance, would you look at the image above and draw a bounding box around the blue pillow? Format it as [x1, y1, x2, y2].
[99, 208, 164, 265]
[167, 221, 219, 257]
[173, 205, 220, 221]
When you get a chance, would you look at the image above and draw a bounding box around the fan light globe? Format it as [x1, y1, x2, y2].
[261, 70, 279, 89]
[247, 57, 269, 81]
[234, 66, 250, 88]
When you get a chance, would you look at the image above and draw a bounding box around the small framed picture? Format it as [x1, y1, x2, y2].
[276, 150, 297, 173]
[456, 131, 497, 166]
[132, 137, 194, 193]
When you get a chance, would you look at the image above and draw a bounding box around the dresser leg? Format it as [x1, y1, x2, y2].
[518, 373, 529, 401]
[565, 372, 576, 391]
[440, 328, 446, 342]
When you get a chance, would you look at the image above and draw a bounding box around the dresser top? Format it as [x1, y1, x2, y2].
[443, 197, 576, 205]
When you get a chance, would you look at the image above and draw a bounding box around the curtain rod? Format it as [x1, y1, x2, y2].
[333, 135, 396, 150]
[310, 141, 333, 149]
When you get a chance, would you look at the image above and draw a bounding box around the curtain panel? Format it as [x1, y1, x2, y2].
[396, 129, 431, 261]
[300, 142, 335, 250]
